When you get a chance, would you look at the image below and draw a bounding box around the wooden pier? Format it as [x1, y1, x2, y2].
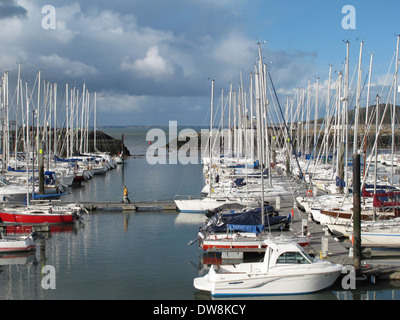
[203, 193, 400, 282]
[76, 200, 177, 212]
[3, 189, 400, 281]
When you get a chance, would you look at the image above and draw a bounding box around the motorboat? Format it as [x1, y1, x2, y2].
[193, 239, 343, 297]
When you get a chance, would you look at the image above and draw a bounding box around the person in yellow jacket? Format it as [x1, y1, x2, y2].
[123, 186, 131, 203]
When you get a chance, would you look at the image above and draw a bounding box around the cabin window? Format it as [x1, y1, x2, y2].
[276, 252, 311, 264]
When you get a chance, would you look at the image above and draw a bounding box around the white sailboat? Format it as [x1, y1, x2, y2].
[0, 233, 35, 253]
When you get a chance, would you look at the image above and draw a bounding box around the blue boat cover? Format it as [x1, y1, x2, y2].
[209, 208, 289, 233]
[227, 224, 265, 233]
[54, 155, 78, 163]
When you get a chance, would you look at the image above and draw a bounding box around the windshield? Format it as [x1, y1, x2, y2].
[276, 251, 312, 264]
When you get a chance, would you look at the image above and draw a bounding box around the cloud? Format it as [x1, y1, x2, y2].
[97, 91, 147, 113]
[121, 46, 175, 80]
[0, 0, 27, 19]
[38, 54, 98, 77]
[0, 0, 330, 126]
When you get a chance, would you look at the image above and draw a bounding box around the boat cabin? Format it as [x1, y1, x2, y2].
[263, 240, 313, 270]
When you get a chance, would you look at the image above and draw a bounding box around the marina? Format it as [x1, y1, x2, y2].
[0, 128, 400, 300]
[1, 3, 400, 302]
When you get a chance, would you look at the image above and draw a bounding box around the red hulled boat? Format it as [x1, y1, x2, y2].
[0, 204, 81, 224]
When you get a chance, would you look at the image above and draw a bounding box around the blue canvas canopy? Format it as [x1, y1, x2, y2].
[208, 208, 289, 234]
[227, 224, 265, 233]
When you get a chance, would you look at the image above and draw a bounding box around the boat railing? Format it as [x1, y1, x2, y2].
[174, 194, 203, 201]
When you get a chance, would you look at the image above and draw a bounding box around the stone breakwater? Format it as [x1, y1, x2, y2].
[10, 129, 130, 157]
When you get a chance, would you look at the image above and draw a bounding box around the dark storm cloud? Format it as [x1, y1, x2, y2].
[0, 0, 27, 19]
[0, 0, 321, 125]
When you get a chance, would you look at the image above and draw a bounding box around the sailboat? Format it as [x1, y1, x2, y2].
[190, 46, 311, 252]
[0, 203, 82, 224]
[0, 232, 35, 253]
[196, 206, 309, 251]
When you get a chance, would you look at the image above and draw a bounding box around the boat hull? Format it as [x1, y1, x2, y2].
[194, 267, 342, 296]
[201, 235, 310, 250]
[0, 236, 35, 253]
[361, 232, 400, 248]
[175, 197, 259, 214]
[0, 211, 75, 224]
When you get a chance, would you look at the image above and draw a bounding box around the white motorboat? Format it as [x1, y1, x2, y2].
[194, 239, 343, 297]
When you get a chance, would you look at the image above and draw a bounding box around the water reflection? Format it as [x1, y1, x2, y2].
[193, 252, 400, 300]
[193, 278, 400, 300]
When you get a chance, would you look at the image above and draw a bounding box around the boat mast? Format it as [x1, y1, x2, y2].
[250, 73, 254, 163]
[53, 82, 57, 157]
[314, 77, 319, 155]
[325, 65, 332, 163]
[255, 71, 265, 227]
[373, 95, 379, 220]
[353, 41, 363, 154]
[15, 64, 21, 169]
[94, 91, 97, 152]
[262, 62, 271, 187]
[37, 70, 41, 160]
[66, 83, 69, 159]
[363, 52, 373, 187]
[4, 71, 9, 170]
[344, 40, 350, 193]
[256, 42, 266, 227]
[79, 83, 85, 153]
[306, 79, 311, 157]
[391, 35, 399, 186]
[25, 81, 30, 206]
[1, 73, 4, 173]
[209, 79, 214, 196]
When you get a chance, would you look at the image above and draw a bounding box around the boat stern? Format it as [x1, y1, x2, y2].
[193, 274, 213, 293]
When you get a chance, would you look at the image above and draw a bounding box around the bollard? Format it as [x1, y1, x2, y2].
[313, 186, 318, 197]
[275, 196, 281, 210]
[321, 236, 329, 258]
[301, 219, 308, 236]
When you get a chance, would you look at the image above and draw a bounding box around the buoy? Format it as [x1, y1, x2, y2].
[306, 190, 313, 197]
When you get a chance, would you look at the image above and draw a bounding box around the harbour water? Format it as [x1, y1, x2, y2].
[1, 126, 400, 301]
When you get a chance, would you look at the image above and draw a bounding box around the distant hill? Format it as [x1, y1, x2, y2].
[348, 104, 400, 125]
[307, 104, 400, 125]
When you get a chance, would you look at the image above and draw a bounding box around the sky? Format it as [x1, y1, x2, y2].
[0, 0, 400, 127]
